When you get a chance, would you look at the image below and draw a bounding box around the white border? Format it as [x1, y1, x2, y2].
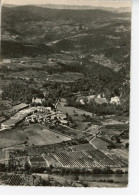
[0, 0, 139, 194]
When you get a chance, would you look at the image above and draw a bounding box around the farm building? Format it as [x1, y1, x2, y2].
[94, 94, 108, 104]
[77, 94, 108, 105]
[36, 106, 52, 113]
[110, 96, 120, 105]
[32, 97, 45, 105]
[2, 59, 11, 64]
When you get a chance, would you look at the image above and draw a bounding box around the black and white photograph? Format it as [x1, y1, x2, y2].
[0, 0, 131, 187]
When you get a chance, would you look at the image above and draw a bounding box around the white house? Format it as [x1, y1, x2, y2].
[2, 59, 11, 64]
[32, 97, 45, 105]
[110, 96, 120, 105]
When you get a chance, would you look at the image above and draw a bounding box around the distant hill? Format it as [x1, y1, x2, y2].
[2, 5, 130, 22]
[1, 5, 131, 72]
[0, 4, 131, 108]
[2, 3, 131, 13]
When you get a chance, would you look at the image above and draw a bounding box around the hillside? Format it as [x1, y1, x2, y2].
[1, 6, 131, 67]
[0, 5, 131, 111]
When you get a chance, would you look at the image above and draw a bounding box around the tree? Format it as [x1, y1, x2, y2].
[115, 169, 123, 174]
[92, 167, 102, 174]
[25, 161, 30, 171]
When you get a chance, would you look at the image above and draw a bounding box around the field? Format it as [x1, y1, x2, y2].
[0, 124, 71, 149]
[24, 124, 71, 145]
[57, 103, 93, 131]
[58, 104, 92, 117]
[90, 137, 110, 150]
[26, 128, 71, 145]
[69, 143, 95, 151]
[44, 148, 127, 168]
[0, 172, 43, 186]
[0, 128, 27, 148]
[86, 124, 101, 135]
[49, 124, 83, 138]
[35, 173, 128, 187]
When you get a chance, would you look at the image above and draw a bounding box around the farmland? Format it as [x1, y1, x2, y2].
[24, 124, 71, 145]
[0, 2, 130, 187]
[29, 146, 128, 169]
[58, 104, 92, 117]
[57, 103, 94, 132]
[0, 128, 27, 148]
[90, 137, 110, 150]
[0, 124, 71, 149]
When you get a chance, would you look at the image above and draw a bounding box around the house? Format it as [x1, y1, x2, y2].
[94, 94, 108, 104]
[32, 97, 42, 104]
[32, 97, 46, 105]
[2, 59, 11, 64]
[110, 96, 120, 105]
[58, 119, 68, 125]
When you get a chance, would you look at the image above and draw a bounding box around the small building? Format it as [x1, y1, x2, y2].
[32, 97, 45, 105]
[94, 94, 108, 104]
[110, 96, 120, 105]
[2, 59, 11, 64]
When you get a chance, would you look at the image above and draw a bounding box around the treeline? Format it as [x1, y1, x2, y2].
[47, 61, 124, 96]
[1, 40, 54, 58]
[1, 82, 43, 104]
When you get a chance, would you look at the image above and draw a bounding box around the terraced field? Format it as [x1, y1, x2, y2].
[69, 143, 95, 151]
[44, 148, 127, 168]
[0, 172, 42, 186]
[0, 173, 24, 185]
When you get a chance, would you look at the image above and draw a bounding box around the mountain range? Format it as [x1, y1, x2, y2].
[3, 3, 131, 12]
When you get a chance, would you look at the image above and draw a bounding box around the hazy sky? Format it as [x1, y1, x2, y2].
[2, 0, 131, 8]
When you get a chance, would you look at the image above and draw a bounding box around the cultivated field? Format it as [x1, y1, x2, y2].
[58, 104, 92, 117]
[90, 137, 109, 150]
[0, 124, 71, 148]
[24, 124, 71, 145]
[44, 148, 127, 168]
[57, 103, 93, 131]
[0, 128, 27, 148]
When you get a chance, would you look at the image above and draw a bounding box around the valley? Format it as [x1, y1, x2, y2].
[0, 3, 130, 187]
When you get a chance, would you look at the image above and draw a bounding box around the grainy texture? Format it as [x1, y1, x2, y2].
[0, 0, 131, 187]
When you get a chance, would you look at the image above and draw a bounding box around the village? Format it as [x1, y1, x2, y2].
[0, 1, 131, 187]
[0, 97, 75, 131]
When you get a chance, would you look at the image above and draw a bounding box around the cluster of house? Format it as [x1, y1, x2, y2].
[76, 94, 120, 106]
[25, 106, 68, 126]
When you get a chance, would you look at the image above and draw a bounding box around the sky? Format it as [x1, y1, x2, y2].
[2, 0, 131, 8]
